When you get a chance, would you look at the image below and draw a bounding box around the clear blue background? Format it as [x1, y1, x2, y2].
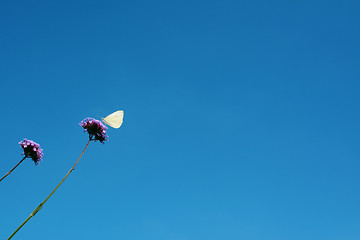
[1, 1, 359, 239]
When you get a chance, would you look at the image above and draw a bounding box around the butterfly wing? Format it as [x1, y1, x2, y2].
[102, 110, 124, 128]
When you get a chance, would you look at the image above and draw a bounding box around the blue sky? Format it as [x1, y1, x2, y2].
[1, 1, 360, 239]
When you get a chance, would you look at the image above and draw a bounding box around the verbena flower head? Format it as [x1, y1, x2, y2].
[19, 139, 44, 165]
[80, 117, 108, 143]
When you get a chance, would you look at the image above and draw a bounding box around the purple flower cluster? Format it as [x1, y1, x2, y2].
[79, 118, 108, 143]
[19, 139, 44, 165]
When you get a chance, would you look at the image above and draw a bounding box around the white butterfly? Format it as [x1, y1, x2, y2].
[102, 110, 124, 128]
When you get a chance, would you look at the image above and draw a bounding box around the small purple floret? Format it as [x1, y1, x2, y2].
[19, 139, 44, 165]
[79, 117, 108, 143]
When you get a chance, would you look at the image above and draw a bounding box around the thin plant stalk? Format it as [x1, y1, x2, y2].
[0, 156, 27, 182]
[8, 138, 92, 240]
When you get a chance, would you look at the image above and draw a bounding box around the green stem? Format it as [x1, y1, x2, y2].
[7, 139, 92, 240]
[0, 156, 27, 182]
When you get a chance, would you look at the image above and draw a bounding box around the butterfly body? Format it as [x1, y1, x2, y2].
[102, 110, 124, 128]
